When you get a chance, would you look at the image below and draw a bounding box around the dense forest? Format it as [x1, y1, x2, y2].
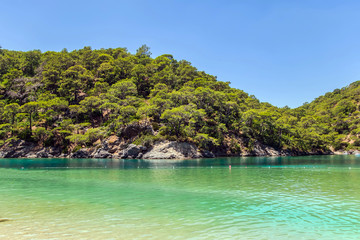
[0, 45, 359, 156]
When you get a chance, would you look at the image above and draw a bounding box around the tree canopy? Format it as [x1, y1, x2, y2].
[0, 45, 359, 153]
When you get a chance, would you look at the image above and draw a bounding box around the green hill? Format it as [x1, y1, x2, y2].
[295, 81, 360, 151]
[0, 45, 358, 156]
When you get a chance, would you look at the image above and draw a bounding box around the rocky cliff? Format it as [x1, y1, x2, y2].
[0, 137, 335, 159]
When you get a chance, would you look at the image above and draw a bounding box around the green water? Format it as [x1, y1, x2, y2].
[1, 155, 360, 239]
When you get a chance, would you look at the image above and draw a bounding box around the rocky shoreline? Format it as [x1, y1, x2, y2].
[0, 137, 350, 159]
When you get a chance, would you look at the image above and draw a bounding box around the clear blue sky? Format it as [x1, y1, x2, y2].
[2, 0, 360, 108]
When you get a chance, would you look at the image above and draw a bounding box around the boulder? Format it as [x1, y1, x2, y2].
[93, 148, 112, 158]
[107, 135, 120, 145]
[201, 150, 215, 158]
[70, 149, 90, 158]
[25, 153, 37, 158]
[0, 140, 36, 158]
[142, 141, 205, 159]
[250, 141, 281, 156]
[120, 144, 147, 159]
[58, 153, 69, 158]
[0, 151, 7, 158]
[36, 149, 49, 158]
[48, 147, 62, 157]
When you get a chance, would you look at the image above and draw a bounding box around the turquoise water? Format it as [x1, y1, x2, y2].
[1, 155, 360, 239]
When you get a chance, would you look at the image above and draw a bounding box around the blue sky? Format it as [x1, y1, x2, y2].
[2, 0, 360, 108]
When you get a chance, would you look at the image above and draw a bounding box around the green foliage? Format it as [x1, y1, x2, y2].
[0, 123, 11, 139]
[66, 127, 105, 147]
[161, 104, 205, 138]
[194, 133, 218, 150]
[0, 46, 359, 154]
[33, 127, 53, 145]
[132, 134, 161, 147]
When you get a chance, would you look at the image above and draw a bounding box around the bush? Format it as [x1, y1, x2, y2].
[18, 129, 32, 141]
[133, 134, 161, 147]
[353, 139, 360, 147]
[151, 122, 160, 131]
[194, 133, 218, 150]
[333, 141, 349, 151]
[66, 127, 105, 147]
[33, 127, 52, 144]
[72, 145, 82, 153]
[0, 124, 11, 139]
[229, 139, 241, 153]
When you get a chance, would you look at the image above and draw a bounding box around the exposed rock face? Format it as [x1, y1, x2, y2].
[0, 151, 7, 158]
[119, 144, 147, 159]
[0, 136, 338, 159]
[334, 150, 360, 155]
[0, 140, 64, 158]
[36, 150, 49, 158]
[25, 153, 37, 158]
[250, 141, 281, 156]
[71, 149, 90, 158]
[0, 140, 36, 158]
[119, 122, 154, 139]
[92, 148, 112, 158]
[201, 150, 215, 158]
[142, 141, 206, 159]
[49, 147, 62, 157]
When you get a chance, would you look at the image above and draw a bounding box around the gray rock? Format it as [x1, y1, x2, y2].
[120, 144, 147, 159]
[201, 150, 215, 158]
[71, 149, 90, 158]
[0, 139, 67, 158]
[139, 145, 147, 152]
[25, 153, 37, 158]
[32, 147, 61, 158]
[36, 150, 49, 158]
[121, 144, 140, 158]
[108, 147, 118, 153]
[143, 141, 204, 159]
[0, 151, 7, 158]
[2, 140, 36, 158]
[250, 141, 280, 156]
[93, 148, 112, 158]
[48, 147, 61, 157]
[58, 153, 68, 158]
[101, 141, 109, 151]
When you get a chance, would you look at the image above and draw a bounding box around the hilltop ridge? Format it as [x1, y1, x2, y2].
[0, 46, 359, 158]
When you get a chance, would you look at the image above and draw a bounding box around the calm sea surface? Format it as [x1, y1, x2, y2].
[1, 155, 360, 239]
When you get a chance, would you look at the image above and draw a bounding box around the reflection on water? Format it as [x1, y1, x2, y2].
[1, 155, 360, 169]
[0, 155, 360, 239]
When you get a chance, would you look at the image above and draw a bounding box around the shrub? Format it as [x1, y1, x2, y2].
[66, 127, 105, 147]
[133, 134, 161, 147]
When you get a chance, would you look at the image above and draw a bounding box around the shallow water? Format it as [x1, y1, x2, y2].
[1, 155, 360, 239]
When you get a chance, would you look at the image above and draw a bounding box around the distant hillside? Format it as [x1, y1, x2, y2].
[295, 81, 360, 151]
[0, 45, 358, 157]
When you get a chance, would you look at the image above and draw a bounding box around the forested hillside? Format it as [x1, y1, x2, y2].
[0, 45, 359, 156]
[297, 81, 360, 151]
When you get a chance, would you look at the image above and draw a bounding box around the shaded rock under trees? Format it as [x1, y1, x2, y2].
[70, 149, 90, 158]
